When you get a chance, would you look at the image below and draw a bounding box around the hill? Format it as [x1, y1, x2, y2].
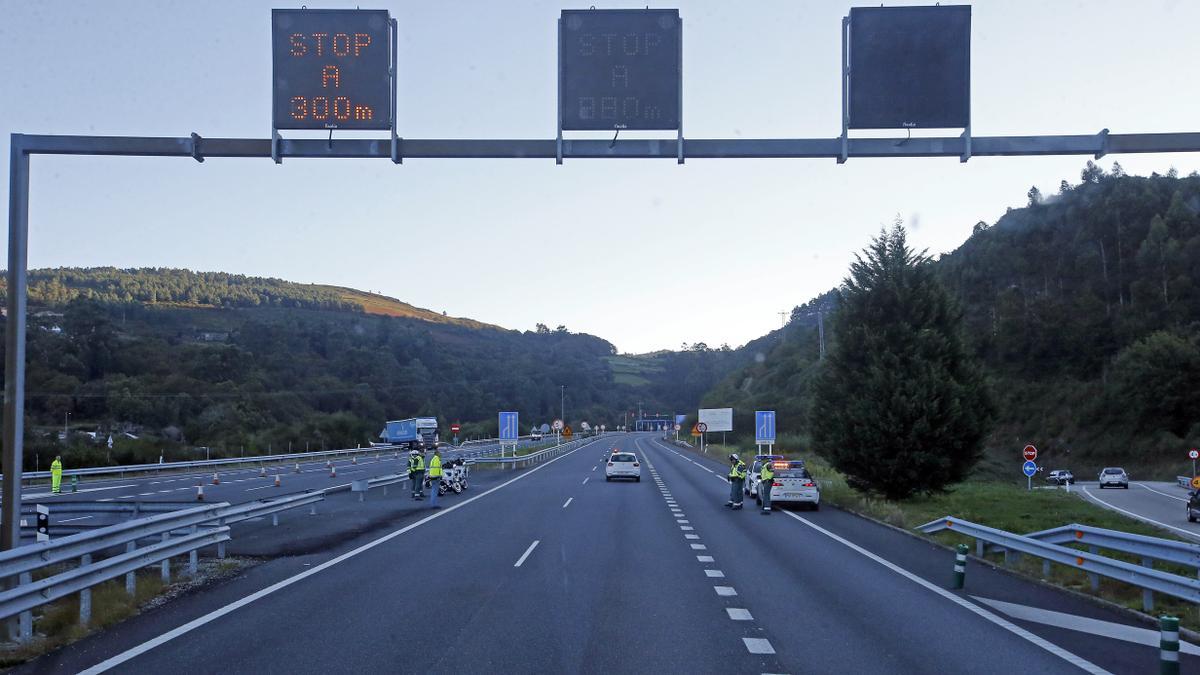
[702, 163, 1200, 477]
[0, 268, 745, 467]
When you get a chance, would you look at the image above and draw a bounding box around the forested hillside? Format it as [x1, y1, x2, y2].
[704, 164, 1200, 476]
[0, 269, 745, 466]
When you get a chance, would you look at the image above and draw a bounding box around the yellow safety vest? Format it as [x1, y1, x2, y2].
[410, 455, 424, 472]
[51, 460, 63, 475]
[728, 461, 746, 479]
[428, 455, 442, 478]
[761, 464, 774, 482]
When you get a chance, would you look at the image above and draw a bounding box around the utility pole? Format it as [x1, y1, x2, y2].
[778, 311, 788, 342]
[560, 385, 565, 426]
[63, 411, 70, 445]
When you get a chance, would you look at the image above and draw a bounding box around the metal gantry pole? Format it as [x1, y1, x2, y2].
[2, 136, 30, 553]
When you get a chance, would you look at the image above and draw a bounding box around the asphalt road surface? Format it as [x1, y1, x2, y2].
[1075, 479, 1200, 541]
[18, 433, 1197, 674]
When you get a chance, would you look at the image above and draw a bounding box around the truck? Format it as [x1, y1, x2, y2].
[380, 417, 439, 450]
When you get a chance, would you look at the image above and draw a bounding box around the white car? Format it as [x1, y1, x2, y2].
[764, 461, 820, 510]
[1098, 467, 1129, 489]
[605, 452, 641, 482]
[745, 455, 784, 498]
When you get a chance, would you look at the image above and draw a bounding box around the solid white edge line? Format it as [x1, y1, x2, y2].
[1081, 486, 1200, 540]
[78, 437, 604, 674]
[779, 510, 1111, 675]
[1136, 483, 1187, 503]
[514, 540, 540, 568]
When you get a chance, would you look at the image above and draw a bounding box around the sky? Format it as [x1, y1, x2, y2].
[2, 0, 1199, 354]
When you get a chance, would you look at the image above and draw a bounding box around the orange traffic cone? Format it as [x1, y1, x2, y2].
[274, 475, 281, 487]
[330, 465, 337, 478]
[212, 472, 220, 485]
[197, 484, 205, 501]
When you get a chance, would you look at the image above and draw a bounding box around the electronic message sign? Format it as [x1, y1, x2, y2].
[272, 9, 392, 130]
[847, 5, 970, 129]
[559, 9, 681, 131]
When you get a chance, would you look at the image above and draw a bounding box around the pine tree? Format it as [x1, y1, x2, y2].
[810, 223, 993, 499]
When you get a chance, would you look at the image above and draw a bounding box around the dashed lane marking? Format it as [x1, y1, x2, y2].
[691, 544, 707, 550]
[562, 498, 573, 508]
[714, 586, 737, 596]
[514, 540, 540, 568]
[742, 638, 775, 655]
[697, 555, 714, 562]
[582, 477, 590, 485]
[726, 608, 753, 621]
[704, 569, 725, 578]
[685, 534, 700, 540]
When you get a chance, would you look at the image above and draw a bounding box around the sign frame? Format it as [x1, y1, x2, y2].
[270, 8, 400, 164]
[557, 8, 684, 165]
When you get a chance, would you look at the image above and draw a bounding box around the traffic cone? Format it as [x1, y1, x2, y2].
[259, 466, 266, 477]
[197, 484, 205, 501]
[294, 462, 301, 473]
[330, 465, 337, 478]
[352, 456, 358, 465]
[274, 475, 281, 487]
[212, 472, 220, 485]
[326, 460, 332, 469]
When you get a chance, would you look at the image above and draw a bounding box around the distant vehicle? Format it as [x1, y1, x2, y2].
[1187, 491, 1200, 523]
[1098, 467, 1129, 489]
[530, 431, 543, 441]
[1046, 469, 1075, 486]
[764, 460, 820, 510]
[605, 452, 641, 482]
[380, 417, 439, 451]
[745, 454, 784, 498]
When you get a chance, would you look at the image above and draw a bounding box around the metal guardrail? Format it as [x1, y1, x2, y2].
[467, 436, 595, 468]
[6, 443, 406, 481]
[916, 516, 1200, 611]
[0, 503, 233, 639]
[1023, 524, 1200, 571]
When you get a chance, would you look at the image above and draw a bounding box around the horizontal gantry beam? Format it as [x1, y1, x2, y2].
[12, 131, 1200, 161]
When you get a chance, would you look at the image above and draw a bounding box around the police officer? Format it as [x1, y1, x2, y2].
[427, 447, 443, 509]
[726, 453, 747, 509]
[759, 459, 775, 514]
[51, 455, 63, 494]
[408, 450, 425, 500]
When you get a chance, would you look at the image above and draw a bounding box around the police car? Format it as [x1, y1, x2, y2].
[745, 454, 784, 498]
[758, 460, 820, 510]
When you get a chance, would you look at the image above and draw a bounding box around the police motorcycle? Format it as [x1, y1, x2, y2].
[424, 458, 469, 495]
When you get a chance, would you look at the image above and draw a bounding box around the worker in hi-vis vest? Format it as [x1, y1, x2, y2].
[408, 450, 425, 500]
[759, 461, 775, 514]
[427, 448, 443, 508]
[726, 454, 746, 509]
[51, 455, 64, 494]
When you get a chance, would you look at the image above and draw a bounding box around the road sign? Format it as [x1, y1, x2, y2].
[552, 419, 564, 431]
[690, 424, 701, 437]
[1190, 449, 1198, 460]
[696, 422, 708, 434]
[499, 412, 519, 442]
[675, 424, 682, 432]
[1023, 445, 1038, 461]
[450, 423, 461, 434]
[847, 5, 971, 130]
[1192, 477, 1200, 490]
[272, 9, 392, 130]
[563, 426, 573, 438]
[559, 9, 681, 131]
[1022, 460, 1037, 478]
[755, 411, 777, 444]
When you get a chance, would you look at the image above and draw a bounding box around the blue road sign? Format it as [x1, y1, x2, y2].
[674, 414, 687, 426]
[755, 411, 777, 444]
[499, 411, 519, 442]
[1022, 460, 1037, 477]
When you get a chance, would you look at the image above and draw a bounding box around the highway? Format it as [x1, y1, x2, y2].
[1075, 480, 1200, 541]
[17, 433, 1196, 674]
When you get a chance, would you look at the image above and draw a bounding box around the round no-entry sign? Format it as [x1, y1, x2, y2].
[450, 424, 461, 434]
[1022, 445, 1038, 461]
[1190, 449, 1199, 460]
[697, 422, 708, 433]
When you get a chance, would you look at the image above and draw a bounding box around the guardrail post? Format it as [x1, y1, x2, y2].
[125, 541, 137, 594]
[1160, 615, 1180, 674]
[216, 518, 226, 559]
[160, 532, 171, 583]
[17, 572, 32, 641]
[272, 513, 279, 526]
[188, 525, 199, 576]
[1042, 559, 1051, 579]
[1143, 557, 1155, 611]
[1088, 545, 1100, 591]
[79, 553, 92, 626]
[953, 544, 968, 589]
[975, 538, 984, 557]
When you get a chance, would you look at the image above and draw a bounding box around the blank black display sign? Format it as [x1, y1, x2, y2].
[848, 5, 970, 129]
[560, 9, 681, 131]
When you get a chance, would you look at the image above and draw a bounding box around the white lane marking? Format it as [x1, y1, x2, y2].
[582, 477, 590, 485]
[245, 485, 272, 492]
[743, 638, 775, 655]
[697, 555, 715, 562]
[562, 497, 573, 509]
[680, 526, 694, 531]
[1081, 486, 1200, 540]
[591, 466, 596, 472]
[685, 534, 700, 540]
[704, 569, 725, 578]
[21, 484, 137, 499]
[691, 544, 707, 550]
[780, 510, 1111, 675]
[714, 586, 737, 596]
[77, 437, 603, 674]
[60, 515, 93, 523]
[1137, 483, 1187, 503]
[972, 596, 1200, 655]
[726, 608, 753, 621]
[514, 540, 540, 568]
[677, 519, 689, 524]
